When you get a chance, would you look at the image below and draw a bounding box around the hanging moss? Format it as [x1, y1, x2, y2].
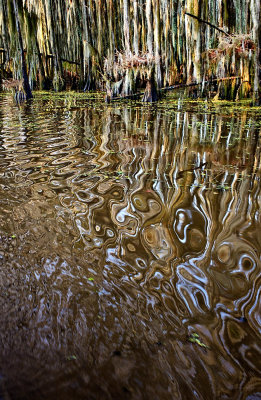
[0, 0, 259, 99]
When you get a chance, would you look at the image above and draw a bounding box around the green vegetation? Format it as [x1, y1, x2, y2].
[188, 333, 209, 348]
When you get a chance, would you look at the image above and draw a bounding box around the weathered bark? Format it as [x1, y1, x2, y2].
[81, 0, 91, 90]
[251, 0, 261, 104]
[133, 0, 139, 54]
[75, 0, 84, 87]
[0, 0, 9, 61]
[12, 0, 33, 99]
[123, 0, 131, 56]
[146, 0, 153, 54]
[97, 0, 103, 56]
[140, 0, 146, 51]
[35, 34, 49, 89]
[45, 0, 64, 91]
[153, 0, 162, 88]
[108, 0, 115, 56]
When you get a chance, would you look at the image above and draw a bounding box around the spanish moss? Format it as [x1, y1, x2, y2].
[0, 0, 260, 101]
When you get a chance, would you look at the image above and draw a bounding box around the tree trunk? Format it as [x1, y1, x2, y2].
[133, 0, 139, 54]
[251, 0, 261, 104]
[97, 0, 103, 56]
[81, 0, 92, 90]
[35, 34, 49, 90]
[12, 0, 33, 99]
[146, 0, 153, 54]
[123, 0, 131, 56]
[75, 0, 84, 88]
[0, 0, 9, 61]
[46, 0, 64, 91]
[153, 0, 162, 88]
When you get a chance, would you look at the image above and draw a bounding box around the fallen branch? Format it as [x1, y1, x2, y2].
[162, 75, 243, 91]
[109, 76, 243, 101]
[185, 12, 230, 37]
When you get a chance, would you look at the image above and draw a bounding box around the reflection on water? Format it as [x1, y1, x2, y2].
[0, 93, 260, 399]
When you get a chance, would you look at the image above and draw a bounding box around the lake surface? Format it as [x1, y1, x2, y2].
[0, 92, 260, 400]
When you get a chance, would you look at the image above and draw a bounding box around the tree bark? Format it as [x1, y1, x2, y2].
[154, 0, 162, 88]
[46, 0, 64, 91]
[123, 0, 131, 55]
[0, 0, 9, 61]
[146, 0, 153, 54]
[35, 34, 49, 90]
[251, 0, 261, 104]
[12, 0, 33, 99]
[133, 0, 139, 54]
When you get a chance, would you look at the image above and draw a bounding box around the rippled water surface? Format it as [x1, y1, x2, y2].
[0, 92, 261, 400]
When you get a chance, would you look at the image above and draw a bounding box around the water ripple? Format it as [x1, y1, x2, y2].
[0, 93, 260, 399]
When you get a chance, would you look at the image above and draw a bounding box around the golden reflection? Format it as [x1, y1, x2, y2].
[0, 94, 260, 399]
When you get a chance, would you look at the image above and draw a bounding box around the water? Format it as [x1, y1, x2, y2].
[0, 92, 260, 400]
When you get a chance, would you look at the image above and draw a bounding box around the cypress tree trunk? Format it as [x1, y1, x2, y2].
[46, 0, 64, 91]
[133, 0, 139, 54]
[35, 34, 48, 90]
[108, 0, 115, 59]
[0, 0, 259, 99]
[81, 0, 92, 90]
[251, 0, 261, 104]
[140, 0, 146, 51]
[122, 0, 135, 96]
[12, 0, 33, 99]
[97, 0, 103, 56]
[153, 0, 162, 88]
[146, 0, 153, 54]
[0, 0, 9, 62]
[75, 0, 84, 88]
[123, 0, 131, 55]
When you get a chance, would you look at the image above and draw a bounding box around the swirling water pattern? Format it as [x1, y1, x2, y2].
[0, 93, 260, 400]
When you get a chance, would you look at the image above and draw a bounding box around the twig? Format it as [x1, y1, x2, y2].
[185, 12, 230, 37]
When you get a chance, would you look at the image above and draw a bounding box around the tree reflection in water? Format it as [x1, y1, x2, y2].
[0, 94, 260, 399]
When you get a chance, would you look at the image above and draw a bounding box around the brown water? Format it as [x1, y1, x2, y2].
[0, 92, 261, 400]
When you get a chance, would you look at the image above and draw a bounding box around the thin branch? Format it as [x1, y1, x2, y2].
[185, 12, 230, 37]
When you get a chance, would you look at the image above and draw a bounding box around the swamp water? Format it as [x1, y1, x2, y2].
[0, 93, 260, 400]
